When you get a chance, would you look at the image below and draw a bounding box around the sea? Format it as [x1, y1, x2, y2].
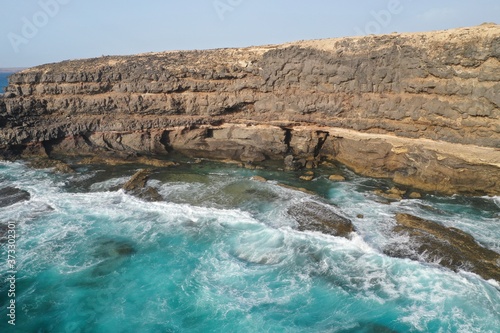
[0, 160, 499, 332]
[0, 73, 11, 93]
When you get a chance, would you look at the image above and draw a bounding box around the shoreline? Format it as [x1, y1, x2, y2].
[1, 121, 498, 196]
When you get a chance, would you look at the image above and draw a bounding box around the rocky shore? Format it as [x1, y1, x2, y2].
[1, 24, 499, 195]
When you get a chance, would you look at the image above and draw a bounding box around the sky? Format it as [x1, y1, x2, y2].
[0, 0, 499, 68]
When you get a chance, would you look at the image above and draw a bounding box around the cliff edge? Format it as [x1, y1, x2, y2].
[1, 25, 499, 195]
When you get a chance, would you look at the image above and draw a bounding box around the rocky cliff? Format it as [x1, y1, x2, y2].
[1, 25, 499, 195]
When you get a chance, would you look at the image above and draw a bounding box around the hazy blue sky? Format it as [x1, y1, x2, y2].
[1, 0, 499, 68]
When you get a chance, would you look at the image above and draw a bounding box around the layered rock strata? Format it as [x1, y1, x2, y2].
[1, 25, 499, 195]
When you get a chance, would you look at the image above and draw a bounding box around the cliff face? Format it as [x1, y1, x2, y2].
[1, 25, 499, 195]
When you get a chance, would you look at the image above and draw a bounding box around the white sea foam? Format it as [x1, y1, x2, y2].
[2, 162, 500, 332]
[89, 176, 129, 191]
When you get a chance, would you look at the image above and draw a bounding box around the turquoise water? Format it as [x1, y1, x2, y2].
[0, 73, 11, 92]
[0, 161, 499, 332]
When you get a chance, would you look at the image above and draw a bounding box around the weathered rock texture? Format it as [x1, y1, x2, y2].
[385, 213, 500, 282]
[0, 187, 30, 208]
[288, 200, 355, 238]
[122, 169, 162, 201]
[1, 25, 499, 194]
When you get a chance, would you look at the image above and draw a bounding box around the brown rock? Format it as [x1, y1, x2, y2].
[300, 171, 315, 181]
[27, 158, 74, 173]
[54, 161, 75, 173]
[284, 155, 301, 171]
[251, 176, 267, 182]
[305, 160, 317, 169]
[373, 189, 402, 201]
[385, 213, 500, 282]
[320, 161, 335, 168]
[409, 192, 422, 199]
[328, 133, 500, 196]
[122, 169, 162, 201]
[388, 187, 406, 196]
[328, 174, 346, 182]
[240, 148, 266, 163]
[288, 200, 355, 238]
[135, 157, 177, 168]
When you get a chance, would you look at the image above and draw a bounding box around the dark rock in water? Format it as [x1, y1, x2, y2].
[288, 200, 355, 238]
[122, 169, 163, 201]
[123, 168, 151, 192]
[0, 222, 13, 244]
[27, 158, 75, 173]
[0, 186, 30, 207]
[385, 213, 500, 282]
[338, 322, 400, 333]
[94, 238, 137, 258]
[92, 238, 137, 277]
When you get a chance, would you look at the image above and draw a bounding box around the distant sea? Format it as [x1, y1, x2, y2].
[0, 72, 12, 92]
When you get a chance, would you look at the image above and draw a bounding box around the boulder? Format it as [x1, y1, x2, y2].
[300, 171, 315, 181]
[328, 174, 346, 182]
[409, 192, 422, 199]
[288, 200, 355, 238]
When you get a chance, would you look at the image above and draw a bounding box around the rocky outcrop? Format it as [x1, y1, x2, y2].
[385, 213, 500, 282]
[288, 200, 355, 238]
[0, 187, 30, 208]
[1, 25, 499, 195]
[122, 169, 162, 201]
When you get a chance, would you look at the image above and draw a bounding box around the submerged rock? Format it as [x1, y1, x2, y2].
[122, 169, 163, 201]
[385, 213, 500, 282]
[27, 158, 74, 173]
[94, 238, 137, 258]
[288, 200, 355, 238]
[92, 238, 137, 277]
[338, 322, 400, 333]
[0, 186, 30, 207]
